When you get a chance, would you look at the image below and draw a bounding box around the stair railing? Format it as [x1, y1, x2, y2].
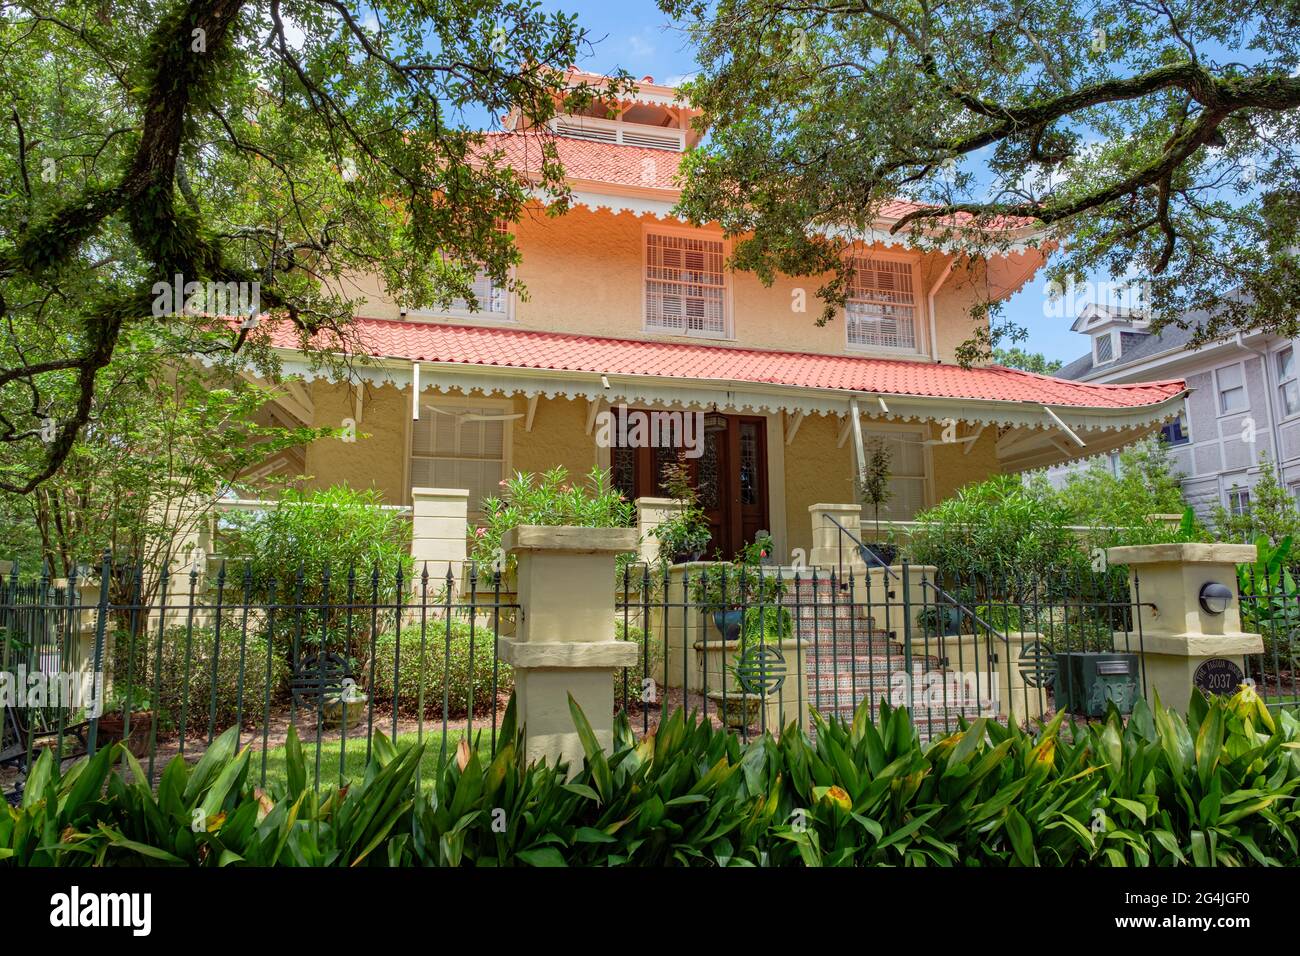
[822, 513, 899, 582]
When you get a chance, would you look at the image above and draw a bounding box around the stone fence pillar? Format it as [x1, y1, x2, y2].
[498, 525, 639, 775]
[1106, 543, 1262, 712]
[808, 502, 864, 571]
[411, 488, 469, 594]
[634, 497, 682, 566]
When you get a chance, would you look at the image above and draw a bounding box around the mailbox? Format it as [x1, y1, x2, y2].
[1054, 652, 1140, 717]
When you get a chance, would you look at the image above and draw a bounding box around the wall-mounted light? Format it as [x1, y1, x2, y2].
[1198, 581, 1232, 615]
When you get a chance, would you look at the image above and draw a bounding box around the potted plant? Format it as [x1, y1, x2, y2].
[856, 438, 898, 567]
[707, 661, 766, 730]
[650, 456, 712, 564]
[95, 684, 154, 756]
[690, 535, 786, 640]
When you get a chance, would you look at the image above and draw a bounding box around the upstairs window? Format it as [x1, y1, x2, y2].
[644, 230, 728, 337]
[1216, 364, 1247, 414]
[1277, 346, 1299, 417]
[846, 257, 918, 351]
[1160, 412, 1190, 446]
[1226, 483, 1251, 517]
[418, 224, 512, 321]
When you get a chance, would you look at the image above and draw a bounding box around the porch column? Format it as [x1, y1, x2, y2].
[498, 525, 640, 775]
[635, 496, 682, 565]
[410, 488, 469, 592]
[1106, 543, 1262, 713]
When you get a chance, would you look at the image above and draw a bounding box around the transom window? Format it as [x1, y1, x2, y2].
[846, 257, 918, 351]
[1277, 347, 1299, 418]
[644, 230, 728, 336]
[410, 403, 508, 515]
[1216, 363, 1247, 414]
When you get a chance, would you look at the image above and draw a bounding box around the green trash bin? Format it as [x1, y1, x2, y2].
[1054, 652, 1140, 717]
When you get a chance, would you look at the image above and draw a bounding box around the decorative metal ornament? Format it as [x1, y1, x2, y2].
[734, 645, 787, 697]
[1018, 641, 1056, 688]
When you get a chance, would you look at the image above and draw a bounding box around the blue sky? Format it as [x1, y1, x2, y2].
[534, 0, 1092, 365]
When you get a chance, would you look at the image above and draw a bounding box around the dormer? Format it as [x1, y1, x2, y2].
[1071, 302, 1152, 366]
[509, 71, 703, 153]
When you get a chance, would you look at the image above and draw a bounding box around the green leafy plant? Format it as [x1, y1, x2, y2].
[1237, 534, 1300, 660]
[689, 534, 787, 609]
[649, 456, 712, 565]
[856, 438, 893, 541]
[470, 467, 635, 576]
[1214, 455, 1300, 547]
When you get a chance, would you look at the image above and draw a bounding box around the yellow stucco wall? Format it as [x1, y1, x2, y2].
[783, 413, 856, 559]
[304, 380, 408, 502]
[510, 395, 602, 479]
[339, 205, 1039, 366]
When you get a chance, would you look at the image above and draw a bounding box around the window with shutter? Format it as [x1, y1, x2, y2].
[860, 428, 928, 521]
[644, 230, 728, 336]
[410, 404, 508, 515]
[846, 257, 918, 351]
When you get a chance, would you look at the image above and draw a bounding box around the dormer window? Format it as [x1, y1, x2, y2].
[1093, 332, 1114, 364]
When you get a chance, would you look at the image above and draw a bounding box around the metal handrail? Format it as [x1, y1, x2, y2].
[822, 513, 900, 581]
[919, 577, 1013, 650]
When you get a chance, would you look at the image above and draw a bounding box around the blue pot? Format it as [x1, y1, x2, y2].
[712, 609, 743, 642]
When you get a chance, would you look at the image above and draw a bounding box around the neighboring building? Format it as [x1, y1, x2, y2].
[254, 71, 1186, 561]
[1048, 299, 1300, 518]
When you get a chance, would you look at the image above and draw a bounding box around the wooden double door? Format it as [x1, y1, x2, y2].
[611, 412, 769, 559]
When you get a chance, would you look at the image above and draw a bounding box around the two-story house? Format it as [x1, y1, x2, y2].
[1052, 298, 1300, 518]
[254, 71, 1187, 561]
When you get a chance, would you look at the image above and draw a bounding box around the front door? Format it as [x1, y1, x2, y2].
[611, 412, 769, 559]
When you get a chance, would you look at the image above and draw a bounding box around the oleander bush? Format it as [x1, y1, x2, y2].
[365, 623, 512, 719]
[4, 688, 1298, 866]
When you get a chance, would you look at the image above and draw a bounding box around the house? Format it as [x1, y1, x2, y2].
[252, 71, 1187, 564]
[1049, 298, 1300, 518]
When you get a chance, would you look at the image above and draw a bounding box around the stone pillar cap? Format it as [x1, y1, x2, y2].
[809, 502, 862, 513]
[503, 525, 639, 554]
[1107, 542, 1256, 565]
[633, 496, 680, 507]
[411, 487, 470, 498]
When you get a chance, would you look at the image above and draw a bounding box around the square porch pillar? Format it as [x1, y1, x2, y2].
[497, 525, 640, 775]
[634, 496, 683, 566]
[410, 488, 469, 593]
[1106, 543, 1262, 713]
[808, 503, 865, 572]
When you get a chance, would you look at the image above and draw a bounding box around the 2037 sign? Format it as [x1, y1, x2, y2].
[1193, 658, 1244, 696]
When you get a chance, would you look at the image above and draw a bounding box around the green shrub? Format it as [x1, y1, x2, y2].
[127, 626, 287, 737]
[471, 466, 635, 574]
[365, 622, 511, 720]
[908, 475, 1087, 598]
[221, 485, 414, 658]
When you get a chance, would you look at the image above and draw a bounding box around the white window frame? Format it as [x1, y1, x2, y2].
[1216, 362, 1248, 416]
[851, 420, 933, 523]
[407, 394, 514, 517]
[843, 252, 925, 356]
[641, 223, 733, 340]
[1222, 472, 1251, 516]
[1276, 345, 1299, 420]
[410, 225, 515, 324]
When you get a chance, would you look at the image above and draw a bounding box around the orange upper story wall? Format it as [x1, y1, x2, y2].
[340, 202, 1043, 366]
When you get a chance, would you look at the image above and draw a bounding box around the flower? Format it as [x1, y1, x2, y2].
[475, 527, 487, 538]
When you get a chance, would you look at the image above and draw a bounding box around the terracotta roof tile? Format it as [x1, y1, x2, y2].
[277, 319, 1184, 410]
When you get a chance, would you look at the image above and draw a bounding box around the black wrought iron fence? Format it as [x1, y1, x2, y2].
[1237, 563, 1300, 711]
[1, 555, 516, 799]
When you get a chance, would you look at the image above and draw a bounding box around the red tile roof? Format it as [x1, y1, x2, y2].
[279, 319, 1184, 410]
[482, 132, 1036, 230]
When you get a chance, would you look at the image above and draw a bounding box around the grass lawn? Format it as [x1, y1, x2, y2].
[245, 728, 496, 793]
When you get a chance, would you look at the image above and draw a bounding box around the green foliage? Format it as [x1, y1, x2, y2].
[365, 625, 512, 721]
[855, 438, 893, 539]
[8, 689, 1299, 867]
[992, 348, 1063, 375]
[224, 485, 413, 656]
[909, 475, 1087, 596]
[649, 456, 713, 565]
[1213, 455, 1300, 546]
[689, 534, 787, 608]
[125, 627, 287, 738]
[659, 0, 1300, 358]
[1049, 437, 1204, 550]
[1237, 535, 1300, 660]
[470, 467, 635, 574]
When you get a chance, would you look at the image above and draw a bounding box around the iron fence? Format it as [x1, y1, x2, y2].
[1, 554, 517, 800]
